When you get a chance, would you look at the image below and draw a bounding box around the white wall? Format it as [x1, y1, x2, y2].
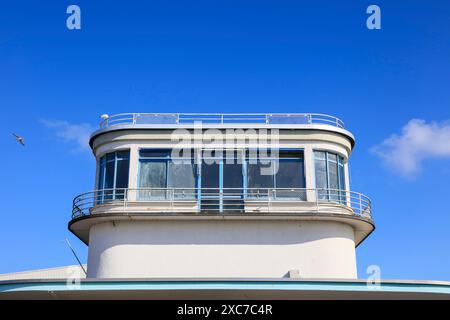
[0, 265, 87, 280]
[87, 220, 357, 279]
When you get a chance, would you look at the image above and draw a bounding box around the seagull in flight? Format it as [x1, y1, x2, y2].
[12, 133, 25, 146]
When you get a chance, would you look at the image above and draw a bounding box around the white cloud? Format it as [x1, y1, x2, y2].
[371, 119, 450, 177]
[41, 119, 95, 153]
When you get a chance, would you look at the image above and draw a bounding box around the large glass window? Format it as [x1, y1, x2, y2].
[247, 150, 306, 199]
[97, 150, 130, 201]
[137, 148, 306, 202]
[314, 151, 346, 202]
[139, 149, 196, 199]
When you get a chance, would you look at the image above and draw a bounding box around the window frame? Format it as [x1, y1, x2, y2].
[313, 150, 347, 203]
[138, 148, 197, 200]
[136, 148, 307, 202]
[97, 149, 130, 202]
[246, 148, 306, 200]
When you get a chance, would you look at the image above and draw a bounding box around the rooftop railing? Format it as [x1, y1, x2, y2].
[72, 187, 372, 220]
[99, 113, 345, 129]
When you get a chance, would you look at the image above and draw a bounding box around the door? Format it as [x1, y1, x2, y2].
[222, 161, 244, 212]
[200, 160, 220, 212]
[199, 154, 244, 213]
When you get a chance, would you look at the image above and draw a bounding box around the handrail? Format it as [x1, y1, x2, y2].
[71, 187, 372, 220]
[98, 113, 345, 129]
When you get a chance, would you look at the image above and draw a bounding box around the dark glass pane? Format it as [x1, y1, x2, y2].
[201, 162, 219, 193]
[115, 159, 129, 199]
[116, 159, 129, 188]
[279, 150, 304, 159]
[116, 150, 130, 159]
[200, 162, 220, 211]
[104, 160, 115, 200]
[338, 157, 346, 203]
[139, 149, 171, 158]
[247, 162, 274, 198]
[223, 163, 244, 211]
[223, 163, 243, 190]
[106, 153, 115, 162]
[104, 161, 115, 189]
[275, 160, 305, 199]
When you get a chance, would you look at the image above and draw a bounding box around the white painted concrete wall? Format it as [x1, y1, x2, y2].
[0, 265, 87, 280]
[87, 220, 357, 279]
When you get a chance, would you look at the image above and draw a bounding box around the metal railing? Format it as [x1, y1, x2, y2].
[98, 113, 345, 129]
[72, 187, 371, 220]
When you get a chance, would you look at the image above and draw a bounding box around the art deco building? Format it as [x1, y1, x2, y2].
[2, 113, 450, 299]
[69, 113, 374, 279]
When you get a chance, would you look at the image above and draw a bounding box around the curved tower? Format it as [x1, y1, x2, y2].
[69, 113, 374, 279]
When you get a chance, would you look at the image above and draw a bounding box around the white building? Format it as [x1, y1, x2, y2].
[1, 113, 449, 299]
[70, 113, 373, 279]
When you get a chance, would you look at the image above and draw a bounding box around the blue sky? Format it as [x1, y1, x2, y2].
[1, 1, 450, 280]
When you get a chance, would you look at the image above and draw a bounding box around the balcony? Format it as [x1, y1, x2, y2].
[98, 113, 346, 129]
[71, 187, 372, 220]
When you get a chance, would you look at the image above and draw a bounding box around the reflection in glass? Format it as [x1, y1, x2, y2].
[200, 161, 220, 211]
[168, 162, 196, 199]
[314, 151, 346, 203]
[275, 159, 306, 199]
[97, 150, 130, 203]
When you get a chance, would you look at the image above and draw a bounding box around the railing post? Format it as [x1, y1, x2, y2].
[359, 193, 362, 215]
[123, 189, 127, 211]
[316, 189, 319, 212]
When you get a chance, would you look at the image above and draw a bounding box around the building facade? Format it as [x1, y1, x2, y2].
[69, 113, 374, 279]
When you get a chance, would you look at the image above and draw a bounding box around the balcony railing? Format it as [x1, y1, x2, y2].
[98, 113, 345, 129]
[72, 188, 372, 220]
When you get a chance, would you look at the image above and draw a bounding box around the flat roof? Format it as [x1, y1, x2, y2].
[89, 113, 356, 148]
